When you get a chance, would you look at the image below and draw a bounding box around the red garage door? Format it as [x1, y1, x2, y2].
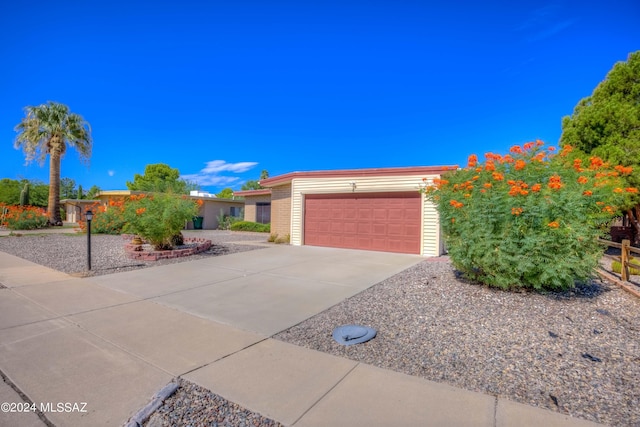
[304, 192, 421, 254]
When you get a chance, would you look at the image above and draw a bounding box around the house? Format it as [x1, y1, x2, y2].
[235, 166, 454, 256]
[62, 190, 245, 230]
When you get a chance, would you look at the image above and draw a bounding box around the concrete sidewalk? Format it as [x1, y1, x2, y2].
[0, 246, 604, 426]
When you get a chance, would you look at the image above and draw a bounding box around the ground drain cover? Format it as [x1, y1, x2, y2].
[332, 325, 377, 346]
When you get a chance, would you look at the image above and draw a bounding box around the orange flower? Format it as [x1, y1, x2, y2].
[472, 175, 479, 181]
[511, 207, 523, 216]
[560, 144, 573, 156]
[613, 188, 623, 194]
[433, 178, 449, 188]
[514, 160, 526, 171]
[523, 142, 534, 151]
[577, 176, 588, 184]
[467, 154, 478, 168]
[196, 199, 204, 206]
[485, 161, 496, 172]
[589, 156, 604, 169]
[492, 172, 504, 181]
[548, 175, 562, 190]
[547, 221, 560, 228]
[615, 165, 633, 175]
[451, 218, 455, 224]
[583, 190, 593, 196]
[547, 146, 556, 152]
[531, 183, 542, 192]
[483, 182, 493, 189]
[626, 187, 639, 193]
[536, 139, 544, 146]
[510, 145, 523, 154]
[136, 207, 146, 215]
[602, 206, 615, 214]
[449, 200, 464, 209]
[502, 154, 514, 163]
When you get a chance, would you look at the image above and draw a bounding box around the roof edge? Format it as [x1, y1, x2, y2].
[260, 166, 458, 187]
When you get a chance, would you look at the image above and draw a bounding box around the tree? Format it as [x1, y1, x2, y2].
[560, 51, 640, 239]
[241, 169, 270, 191]
[86, 185, 101, 199]
[216, 187, 234, 199]
[126, 163, 192, 194]
[14, 101, 92, 225]
[60, 177, 76, 199]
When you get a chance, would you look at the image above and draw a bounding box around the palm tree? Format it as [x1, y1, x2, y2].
[14, 102, 92, 225]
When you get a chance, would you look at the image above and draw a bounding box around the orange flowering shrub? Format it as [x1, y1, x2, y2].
[0, 204, 48, 230]
[424, 141, 637, 290]
[78, 200, 126, 235]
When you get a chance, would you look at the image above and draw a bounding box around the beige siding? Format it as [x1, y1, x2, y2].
[290, 174, 443, 256]
[188, 200, 245, 230]
[271, 184, 291, 238]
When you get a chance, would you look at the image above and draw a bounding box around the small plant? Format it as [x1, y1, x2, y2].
[123, 194, 200, 250]
[216, 209, 242, 230]
[230, 221, 270, 233]
[268, 232, 278, 242]
[612, 257, 640, 275]
[275, 234, 290, 244]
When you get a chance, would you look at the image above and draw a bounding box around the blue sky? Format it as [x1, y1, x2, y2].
[1, 0, 638, 194]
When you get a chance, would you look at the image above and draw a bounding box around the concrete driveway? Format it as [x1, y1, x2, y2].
[87, 244, 424, 336]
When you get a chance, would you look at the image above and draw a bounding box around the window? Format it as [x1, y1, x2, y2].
[256, 202, 271, 224]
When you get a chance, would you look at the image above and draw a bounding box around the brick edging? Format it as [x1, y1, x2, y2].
[124, 238, 212, 261]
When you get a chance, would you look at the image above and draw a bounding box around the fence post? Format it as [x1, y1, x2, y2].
[621, 239, 630, 282]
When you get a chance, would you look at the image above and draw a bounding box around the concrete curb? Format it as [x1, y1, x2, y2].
[124, 380, 180, 427]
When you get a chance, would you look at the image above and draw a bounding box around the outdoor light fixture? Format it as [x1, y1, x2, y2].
[86, 210, 93, 271]
[349, 181, 356, 192]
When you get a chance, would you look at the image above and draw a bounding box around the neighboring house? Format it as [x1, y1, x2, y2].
[62, 190, 245, 230]
[233, 189, 271, 224]
[60, 199, 100, 223]
[235, 166, 454, 256]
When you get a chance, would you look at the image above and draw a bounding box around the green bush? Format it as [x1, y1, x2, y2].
[612, 258, 640, 275]
[123, 194, 200, 250]
[216, 209, 242, 230]
[91, 206, 126, 234]
[230, 221, 270, 233]
[1, 205, 48, 230]
[424, 142, 637, 291]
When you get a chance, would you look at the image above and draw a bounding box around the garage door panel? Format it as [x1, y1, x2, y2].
[304, 192, 421, 254]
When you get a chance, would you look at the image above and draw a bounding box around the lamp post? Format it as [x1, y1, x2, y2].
[86, 210, 93, 271]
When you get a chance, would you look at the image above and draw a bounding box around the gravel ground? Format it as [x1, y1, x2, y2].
[0, 230, 268, 277]
[1, 230, 639, 426]
[274, 258, 640, 427]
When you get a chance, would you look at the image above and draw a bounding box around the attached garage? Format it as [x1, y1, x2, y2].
[304, 192, 421, 254]
[255, 165, 455, 257]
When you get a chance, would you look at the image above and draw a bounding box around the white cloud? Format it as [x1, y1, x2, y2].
[108, 170, 115, 176]
[181, 160, 258, 188]
[201, 160, 258, 173]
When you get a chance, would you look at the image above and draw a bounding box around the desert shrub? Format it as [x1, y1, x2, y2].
[1, 204, 48, 230]
[216, 209, 242, 230]
[268, 232, 278, 242]
[274, 234, 290, 244]
[612, 258, 640, 275]
[424, 141, 637, 291]
[123, 194, 200, 250]
[230, 221, 270, 233]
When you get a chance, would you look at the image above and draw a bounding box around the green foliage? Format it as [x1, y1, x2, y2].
[91, 206, 126, 235]
[86, 185, 101, 199]
[241, 170, 269, 191]
[19, 183, 29, 206]
[0, 179, 47, 207]
[77, 185, 83, 199]
[424, 142, 637, 291]
[216, 208, 242, 230]
[216, 187, 234, 199]
[60, 177, 76, 199]
[230, 221, 270, 233]
[126, 163, 192, 194]
[561, 51, 640, 189]
[123, 194, 199, 250]
[1, 205, 48, 230]
[612, 257, 640, 275]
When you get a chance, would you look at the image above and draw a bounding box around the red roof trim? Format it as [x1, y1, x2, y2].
[260, 166, 458, 187]
[233, 189, 272, 197]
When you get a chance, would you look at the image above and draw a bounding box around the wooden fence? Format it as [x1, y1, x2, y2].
[598, 238, 640, 297]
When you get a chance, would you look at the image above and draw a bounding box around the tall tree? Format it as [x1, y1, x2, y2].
[14, 102, 92, 225]
[241, 169, 270, 191]
[86, 185, 101, 199]
[560, 51, 640, 239]
[126, 163, 191, 194]
[60, 177, 76, 199]
[216, 187, 234, 199]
